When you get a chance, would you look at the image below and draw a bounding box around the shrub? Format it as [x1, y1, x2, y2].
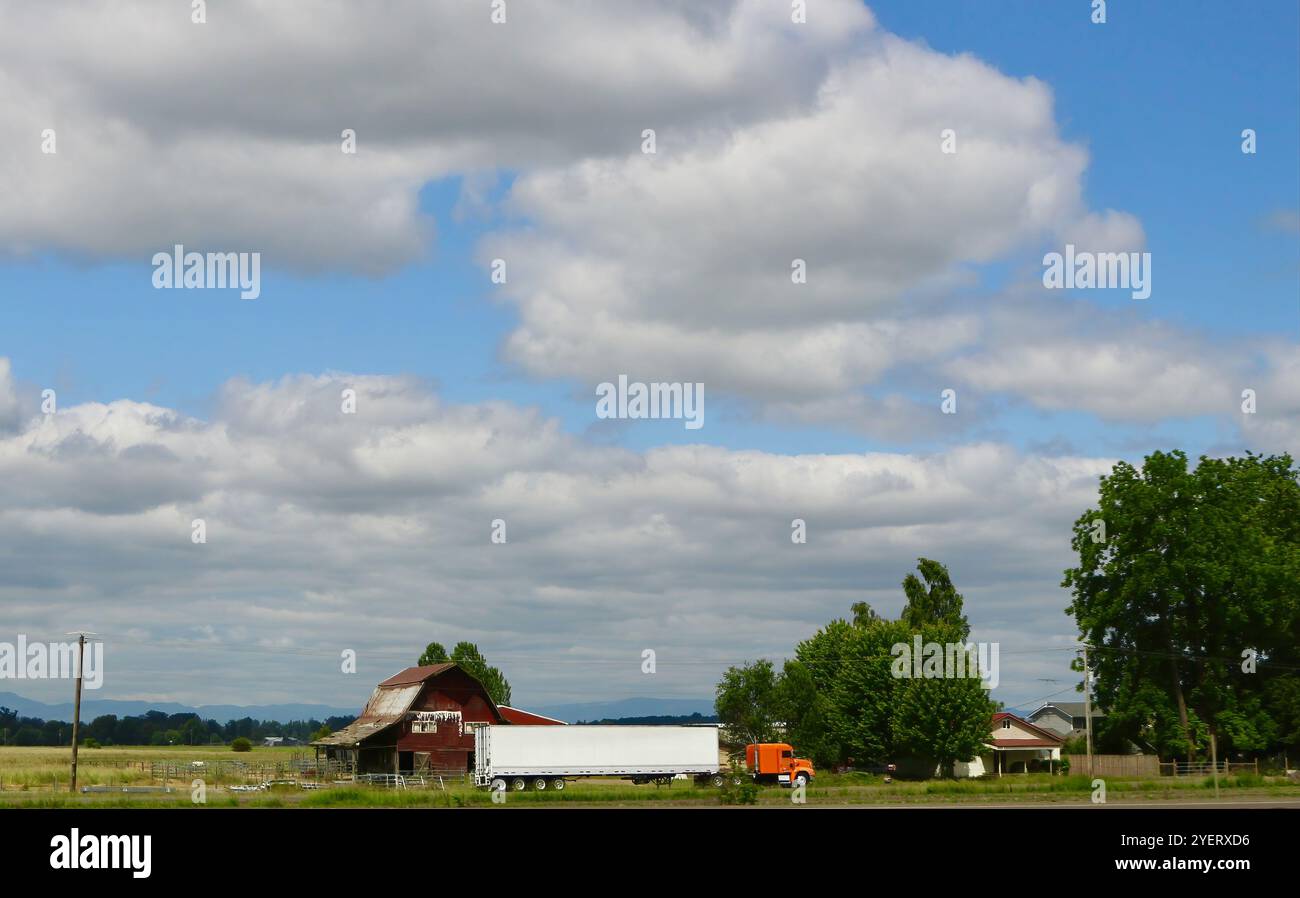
[231, 737, 253, 753]
[718, 761, 759, 805]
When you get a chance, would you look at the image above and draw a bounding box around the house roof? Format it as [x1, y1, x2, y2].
[991, 712, 1066, 745]
[1031, 701, 1105, 719]
[498, 705, 567, 725]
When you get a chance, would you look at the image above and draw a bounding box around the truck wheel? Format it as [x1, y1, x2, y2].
[551, 778, 565, 791]
[490, 777, 507, 792]
[794, 773, 809, 788]
[710, 774, 724, 787]
[532, 777, 548, 791]
[511, 777, 526, 791]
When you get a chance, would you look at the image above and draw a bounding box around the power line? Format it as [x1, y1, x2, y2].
[24, 630, 1300, 674]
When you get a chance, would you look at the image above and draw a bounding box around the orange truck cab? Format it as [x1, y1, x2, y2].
[745, 743, 815, 787]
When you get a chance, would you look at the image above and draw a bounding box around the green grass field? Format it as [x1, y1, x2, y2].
[2, 746, 1296, 808]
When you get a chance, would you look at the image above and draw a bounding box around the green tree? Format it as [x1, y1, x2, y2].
[901, 558, 969, 635]
[418, 642, 450, 666]
[178, 716, 206, 745]
[789, 561, 993, 772]
[776, 659, 840, 768]
[850, 601, 881, 627]
[891, 625, 997, 777]
[1064, 451, 1300, 760]
[715, 659, 783, 745]
[450, 642, 512, 706]
[231, 737, 252, 752]
[806, 616, 910, 763]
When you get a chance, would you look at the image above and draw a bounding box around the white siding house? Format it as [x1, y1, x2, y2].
[954, 712, 1065, 777]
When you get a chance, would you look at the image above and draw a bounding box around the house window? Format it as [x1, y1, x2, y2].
[1002, 720, 1011, 729]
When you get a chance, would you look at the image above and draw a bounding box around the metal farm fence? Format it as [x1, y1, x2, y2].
[1159, 760, 1259, 777]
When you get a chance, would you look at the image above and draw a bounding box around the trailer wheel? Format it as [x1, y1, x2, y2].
[710, 774, 724, 787]
[490, 777, 507, 793]
[532, 777, 548, 791]
[551, 778, 565, 791]
[511, 777, 526, 791]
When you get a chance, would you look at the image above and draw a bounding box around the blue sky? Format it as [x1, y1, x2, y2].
[1, 1, 1296, 710]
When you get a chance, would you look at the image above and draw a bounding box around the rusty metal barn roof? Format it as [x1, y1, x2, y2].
[377, 663, 456, 687]
[313, 663, 508, 747]
[311, 683, 423, 747]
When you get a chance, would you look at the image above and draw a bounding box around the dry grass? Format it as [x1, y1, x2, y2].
[3, 747, 1297, 808]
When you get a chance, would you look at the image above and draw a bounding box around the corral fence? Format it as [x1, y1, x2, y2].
[1067, 755, 1264, 778]
[1159, 760, 1259, 777]
[146, 755, 358, 784]
[356, 773, 450, 790]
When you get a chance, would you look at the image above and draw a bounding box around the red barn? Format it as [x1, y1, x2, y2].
[498, 705, 567, 725]
[313, 663, 505, 776]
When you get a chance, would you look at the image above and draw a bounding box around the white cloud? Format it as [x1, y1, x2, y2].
[483, 32, 1143, 408]
[0, 358, 21, 431]
[0, 362, 1112, 706]
[0, 0, 873, 271]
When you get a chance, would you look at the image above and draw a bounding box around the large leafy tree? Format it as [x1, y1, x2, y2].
[783, 559, 992, 772]
[418, 642, 449, 666]
[418, 641, 512, 706]
[450, 642, 512, 706]
[776, 659, 840, 768]
[892, 630, 997, 777]
[901, 558, 970, 635]
[1064, 451, 1300, 759]
[797, 615, 909, 763]
[715, 659, 783, 744]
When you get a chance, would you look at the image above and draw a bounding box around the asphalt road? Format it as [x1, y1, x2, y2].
[813, 797, 1300, 809]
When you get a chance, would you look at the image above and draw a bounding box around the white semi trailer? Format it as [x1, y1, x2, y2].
[474, 724, 723, 791]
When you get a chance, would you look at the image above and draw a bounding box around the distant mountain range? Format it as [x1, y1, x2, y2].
[529, 697, 714, 724]
[0, 691, 714, 726]
[0, 692, 361, 724]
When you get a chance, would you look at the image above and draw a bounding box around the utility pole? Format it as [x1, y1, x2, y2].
[66, 631, 95, 794]
[1082, 645, 1094, 779]
[1210, 731, 1220, 799]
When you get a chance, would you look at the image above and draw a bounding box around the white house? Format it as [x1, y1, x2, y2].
[954, 712, 1065, 777]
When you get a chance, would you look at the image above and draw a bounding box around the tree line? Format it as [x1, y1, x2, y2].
[0, 707, 354, 747]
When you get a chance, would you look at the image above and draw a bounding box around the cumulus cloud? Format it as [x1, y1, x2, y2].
[942, 296, 1268, 422]
[0, 358, 22, 431]
[481, 30, 1146, 409]
[0, 362, 1110, 706]
[0, 0, 872, 271]
[7, 0, 1282, 438]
